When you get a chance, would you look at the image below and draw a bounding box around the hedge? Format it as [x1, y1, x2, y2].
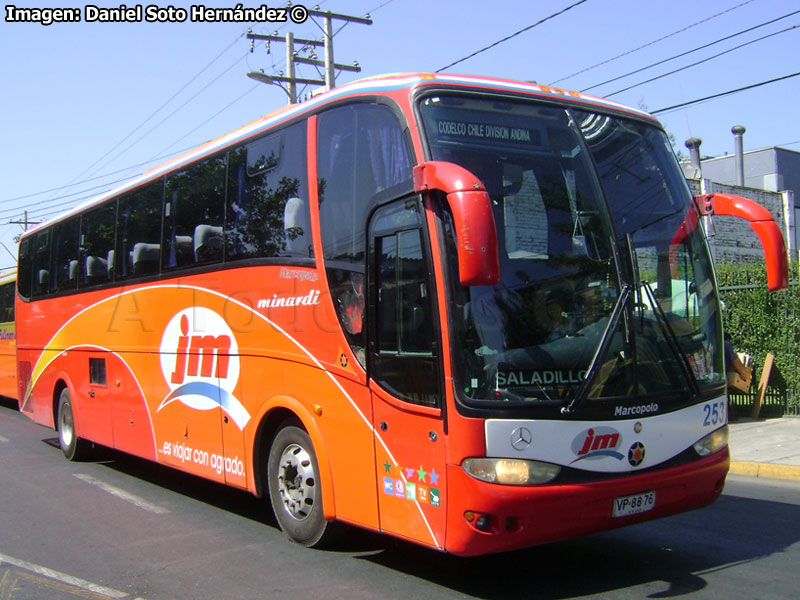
[716, 261, 799, 415]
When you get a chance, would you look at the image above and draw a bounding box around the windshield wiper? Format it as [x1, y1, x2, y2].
[562, 283, 631, 415]
[640, 280, 701, 396]
[625, 232, 698, 396]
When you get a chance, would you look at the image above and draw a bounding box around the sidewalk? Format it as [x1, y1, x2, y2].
[728, 416, 800, 482]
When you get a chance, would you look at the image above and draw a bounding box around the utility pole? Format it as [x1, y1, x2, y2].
[246, 7, 371, 103]
[285, 31, 297, 104]
[9, 210, 32, 229]
[9, 210, 38, 242]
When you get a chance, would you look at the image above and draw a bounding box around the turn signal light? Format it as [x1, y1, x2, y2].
[463, 511, 493, 532]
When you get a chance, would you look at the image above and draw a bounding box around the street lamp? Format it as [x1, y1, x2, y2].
[246, 70, 275, 86]
[247, 70, 325, 105]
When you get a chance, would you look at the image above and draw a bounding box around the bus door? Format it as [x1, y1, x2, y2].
[368, 198, 447, 550]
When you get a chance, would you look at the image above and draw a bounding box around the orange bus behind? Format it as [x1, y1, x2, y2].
[0, 269, 16, 400]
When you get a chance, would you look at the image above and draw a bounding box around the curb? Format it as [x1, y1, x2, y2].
[729, 460, 800, 482]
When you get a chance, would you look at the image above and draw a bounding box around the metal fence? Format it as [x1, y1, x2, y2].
[729, 386, 796, 419]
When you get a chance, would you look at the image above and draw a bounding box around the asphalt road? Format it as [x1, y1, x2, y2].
[1, 397, 799, 600]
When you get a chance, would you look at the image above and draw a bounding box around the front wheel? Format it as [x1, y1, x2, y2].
[57, 388, 90, 461]
[267, 422, 335, 547]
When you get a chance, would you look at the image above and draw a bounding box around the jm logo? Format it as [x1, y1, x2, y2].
[570, 427, 624, 462]
[159, 307, 250, 429]
[170, 313, 231, 384]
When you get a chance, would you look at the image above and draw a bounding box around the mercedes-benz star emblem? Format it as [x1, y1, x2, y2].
[510, 426, 532, 450]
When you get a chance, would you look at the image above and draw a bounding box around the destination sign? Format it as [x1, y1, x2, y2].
[497, 369, 586, 387]
[435, 120, 539, 144]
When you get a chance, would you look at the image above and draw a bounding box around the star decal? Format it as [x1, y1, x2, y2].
[383, 461, 392, 474]
[429, 468, 439, 486]
[417, 466, 427, 482]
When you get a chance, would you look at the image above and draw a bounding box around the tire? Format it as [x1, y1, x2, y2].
[57, 388, 90, 461]
[267, 422, 335, 547]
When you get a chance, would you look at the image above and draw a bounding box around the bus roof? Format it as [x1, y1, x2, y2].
[23, 73, 656, 238]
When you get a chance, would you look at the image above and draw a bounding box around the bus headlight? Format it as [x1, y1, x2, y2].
[462, 458, 561, 485]
[693, 426, 729, 457]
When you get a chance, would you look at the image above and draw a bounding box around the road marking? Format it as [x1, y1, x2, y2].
[0, 552, 129, 598]
[73, 474, 169, 514]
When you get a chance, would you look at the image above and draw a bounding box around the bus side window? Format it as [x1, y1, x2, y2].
[0, 280, 13, 322]
[51, 217, 80, 293]
[17, 238, 32, 299]
[317, 104, 412, 263]
[226, 121, 310, 261]
[31, 231, 51, 298]
[317, 104, 413, 368]
[80, 201, 116, 287]
[376, 230, 434, 353]
[117, 181, 164, 280]
[163, 155, 226, 271]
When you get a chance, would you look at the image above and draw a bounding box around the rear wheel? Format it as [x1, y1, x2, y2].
[267, 422, 335, 547]
[57, 388, 90, 461]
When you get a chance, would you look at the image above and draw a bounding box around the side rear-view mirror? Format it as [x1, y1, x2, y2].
[413, 161, 500, 286]
[695, 193, 789, 291]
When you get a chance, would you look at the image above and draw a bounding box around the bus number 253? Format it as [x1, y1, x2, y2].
[703, 400, 726, 427]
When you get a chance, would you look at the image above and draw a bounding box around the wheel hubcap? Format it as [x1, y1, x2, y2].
[276, 443, 315, 521]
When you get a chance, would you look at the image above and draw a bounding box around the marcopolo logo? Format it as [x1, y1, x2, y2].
[158, 307, 250, 430]
[570, 426, 624, 463]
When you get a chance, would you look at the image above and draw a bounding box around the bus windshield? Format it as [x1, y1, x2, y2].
[419, 94, 724, 411]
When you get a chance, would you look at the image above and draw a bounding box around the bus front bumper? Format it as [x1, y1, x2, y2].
[444, 447, 729, 556]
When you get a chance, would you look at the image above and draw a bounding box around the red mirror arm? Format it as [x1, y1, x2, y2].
[413, 161, 500, 286]
[694, 193, 789, 291]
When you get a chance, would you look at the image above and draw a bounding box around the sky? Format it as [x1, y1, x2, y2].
[2, 0, 798, 270]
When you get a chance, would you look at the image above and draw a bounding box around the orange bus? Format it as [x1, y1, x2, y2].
[15, 73, 788, 556]
[0, 269, 16, 400]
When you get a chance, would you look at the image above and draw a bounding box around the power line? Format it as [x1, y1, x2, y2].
[87, 50, 251, 185]
[82, 33, 247, 185]
[0, 241, 17, 263]
[9, 33, 255, 236]
[6, 0, 393, 227]
[548, 0, 756, 85]
[0, 168, 138, 205]
[0, 145, 198, 211]
[652, 70, 800, 114]
[0, 185, 121, 219]
[580, 9, 800, 93]
[154, 83, 262, 157]
[6, 38, 305, 216]
[61, 32, 249, 195]
[3, 36, 291, 233]
[436, 0, 590, 73]
[605, 23, 799, 97]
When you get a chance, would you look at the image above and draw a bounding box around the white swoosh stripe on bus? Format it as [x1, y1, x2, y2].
[25, 284, 441, 549]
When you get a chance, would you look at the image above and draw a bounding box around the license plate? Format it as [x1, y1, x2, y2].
[613, 490, 656, 517]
